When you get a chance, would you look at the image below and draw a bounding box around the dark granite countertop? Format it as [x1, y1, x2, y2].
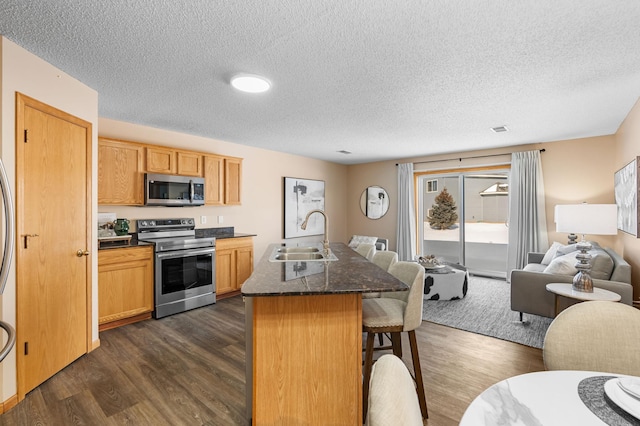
[195, 227, 256, 239]
[241, 242, 408, 297]
[98, 238, 154, 250]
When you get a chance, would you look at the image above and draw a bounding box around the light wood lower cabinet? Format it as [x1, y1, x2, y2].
[98, 246, 154, 330]
[216, 237, 254, 296]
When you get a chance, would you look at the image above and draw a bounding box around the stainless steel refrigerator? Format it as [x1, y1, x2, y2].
[0, 158, 16, 362]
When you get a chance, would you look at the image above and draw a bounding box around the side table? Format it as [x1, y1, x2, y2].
[545, 283, 621, 317]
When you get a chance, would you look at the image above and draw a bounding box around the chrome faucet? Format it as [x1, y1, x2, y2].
[301, 209, 330, 255]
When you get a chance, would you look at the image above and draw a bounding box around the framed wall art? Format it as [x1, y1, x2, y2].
[283, 177, 325, 239]
[614, 157, 640, 237]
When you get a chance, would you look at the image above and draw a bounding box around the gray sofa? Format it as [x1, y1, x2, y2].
[348, 235, 389, 251]
[510, 247, 633, 319]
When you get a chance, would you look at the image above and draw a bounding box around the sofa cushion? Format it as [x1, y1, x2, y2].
[348, 235, 378, 249]
[524, 263, 547, 273]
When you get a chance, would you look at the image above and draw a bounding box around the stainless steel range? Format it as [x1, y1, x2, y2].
[136, 218, 215, 319]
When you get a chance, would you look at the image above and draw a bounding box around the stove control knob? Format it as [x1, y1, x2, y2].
[149, 220, 156, 227]
[187, 219, 194, 225]
[140, 221, 147, 227]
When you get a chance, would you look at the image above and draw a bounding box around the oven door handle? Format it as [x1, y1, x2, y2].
[156, 248, 215, 259]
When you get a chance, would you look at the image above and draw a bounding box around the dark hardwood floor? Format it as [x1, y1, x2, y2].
[0, 296, 544, 425]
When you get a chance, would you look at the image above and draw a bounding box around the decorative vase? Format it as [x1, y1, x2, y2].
[114, 218, 130, 236]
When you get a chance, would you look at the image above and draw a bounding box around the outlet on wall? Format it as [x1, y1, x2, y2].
[218, 215, 224, 224]
[200, 215, 207, 224]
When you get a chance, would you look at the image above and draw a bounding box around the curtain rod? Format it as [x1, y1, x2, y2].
[396, 148, 545, 166]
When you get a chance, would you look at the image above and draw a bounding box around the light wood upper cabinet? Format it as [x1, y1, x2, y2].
[146, 146, 176, 174]
[177, 151, 203, 176]
[203, 154, 224, 205]
[98, 138, 144, 205]
[98, 137, 242, 205]
[225, 157, 242, 205]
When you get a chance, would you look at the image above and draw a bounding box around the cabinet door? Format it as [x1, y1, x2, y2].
[204, 154, 224, 205]
[98, 138, 144, 205]
[146, 146, 176, 174]
[236, 245, 254, 289]
[225, 157, 242, 205]
[177, 151, 203, 176]
[215, 248, 235, 295]
[98, 246, 154, 326]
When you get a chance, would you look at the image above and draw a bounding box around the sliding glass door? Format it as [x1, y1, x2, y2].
[417, 169, 510, 278]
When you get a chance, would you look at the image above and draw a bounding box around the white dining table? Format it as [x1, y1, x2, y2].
[460, 370, 640, 426]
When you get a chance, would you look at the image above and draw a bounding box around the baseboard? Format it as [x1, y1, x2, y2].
[91, 338, 100, 351]
[1, 394, 18, 414]
[217, 290, 241, 300]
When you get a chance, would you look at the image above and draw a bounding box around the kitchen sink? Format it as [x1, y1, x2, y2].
[273, 253, 325, 261]
[268, 246, 338, 262]
[276, 247, 320, 254]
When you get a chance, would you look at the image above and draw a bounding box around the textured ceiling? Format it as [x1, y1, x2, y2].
[1, 1, 640, 164]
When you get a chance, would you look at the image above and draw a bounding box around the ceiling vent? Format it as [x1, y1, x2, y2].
[491, 126, 509, 133]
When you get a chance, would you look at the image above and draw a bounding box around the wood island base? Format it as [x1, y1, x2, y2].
[250, 293, 362, 425]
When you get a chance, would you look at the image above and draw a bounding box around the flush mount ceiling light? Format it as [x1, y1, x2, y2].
[491, 126, 509, 133]
[230, 73, 271, 93]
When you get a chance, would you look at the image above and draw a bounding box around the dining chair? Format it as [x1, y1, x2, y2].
[362, 261, 428, 419]
[543, 300, 640, 376]
[364, 251, 399, 302]
[365, 354, 423, 426]
[355, 243, 376, 261]
[372, 250, 398, 271]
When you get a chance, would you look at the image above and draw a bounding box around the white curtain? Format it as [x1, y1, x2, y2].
[507, 150, 548, 278]
[396, 163, 417, 261]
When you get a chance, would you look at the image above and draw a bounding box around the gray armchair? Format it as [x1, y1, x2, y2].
[375, 238, 389, 251]
[510, 247, 632, 320]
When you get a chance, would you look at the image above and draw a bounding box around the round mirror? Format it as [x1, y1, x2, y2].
[360, 186, 390, 219]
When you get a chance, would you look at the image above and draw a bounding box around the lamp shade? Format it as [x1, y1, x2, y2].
[555, 204, 618, 235]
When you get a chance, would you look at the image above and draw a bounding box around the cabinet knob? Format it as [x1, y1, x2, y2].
[76, 249, 90, 257]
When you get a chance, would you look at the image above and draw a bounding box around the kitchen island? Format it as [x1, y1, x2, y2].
[241, 242, 408, 425]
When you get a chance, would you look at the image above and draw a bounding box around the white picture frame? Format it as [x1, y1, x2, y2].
[283, 177, 325, 238]
[614, 157, 639, 237]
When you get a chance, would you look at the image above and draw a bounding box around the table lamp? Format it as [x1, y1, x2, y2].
[554, 204, 618, 292]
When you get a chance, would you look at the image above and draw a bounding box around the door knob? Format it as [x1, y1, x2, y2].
[76, 249, 90, 257]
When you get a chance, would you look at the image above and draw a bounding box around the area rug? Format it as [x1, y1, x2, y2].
[422, 276, 553, 349]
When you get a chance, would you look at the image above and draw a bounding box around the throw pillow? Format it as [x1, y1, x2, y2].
[541, 242, 564, 265]
[543, 253, 578, 276]
[588, 249, 614, 280]
[554, 243, 579, 258]
[348, 235, 378, 248]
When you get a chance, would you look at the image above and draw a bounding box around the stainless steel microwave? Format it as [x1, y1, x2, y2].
[144, 173, 205, 207]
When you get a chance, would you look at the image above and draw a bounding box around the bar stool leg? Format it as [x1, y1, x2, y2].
[408, 330, 428, 419]
[362, 331, 376, 418]
[390, 332, 402, 357]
